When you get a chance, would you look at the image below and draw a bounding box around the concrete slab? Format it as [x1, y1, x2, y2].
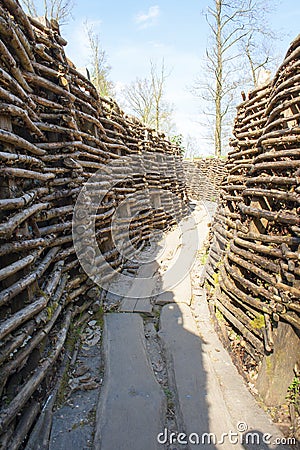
[119, 296, 135, 312]
[159, 303, 243, 450]
[93, 313, 166, 450]
[121, 297, 153, 314]
[155, 274, 192, 305]
[120, 261, 157, 313]
[133, 297, 153, 314]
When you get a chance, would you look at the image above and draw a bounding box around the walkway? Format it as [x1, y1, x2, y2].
[92, 203, 288, 450]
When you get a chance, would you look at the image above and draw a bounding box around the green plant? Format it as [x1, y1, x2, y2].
[212, 272, 219, 285]
[95, 305, 105, 328]
[200, 251, 208, 265]
[286, 377, 300, 413]
[164, 388, 173, 400]
[215, 308, 225, 323]
[164, 388, 175, 409]
[46, 301, 58, 320]
[250, 314, 265, 330]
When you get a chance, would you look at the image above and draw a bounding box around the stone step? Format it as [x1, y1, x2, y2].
[93, 313, 166, 450]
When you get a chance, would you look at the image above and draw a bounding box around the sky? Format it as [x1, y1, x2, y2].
[30, 1, 300, 155]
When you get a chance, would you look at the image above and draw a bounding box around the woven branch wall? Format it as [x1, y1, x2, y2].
[183, 158, 227, 203]
[0, 1, 188, 446]
[203, 35, 300, 371]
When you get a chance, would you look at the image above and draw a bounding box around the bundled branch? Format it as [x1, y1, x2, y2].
[0, 1, 188, 447]
[203, 34, 300, 374]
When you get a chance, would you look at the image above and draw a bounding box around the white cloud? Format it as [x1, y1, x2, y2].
[134, 5, 160, 29]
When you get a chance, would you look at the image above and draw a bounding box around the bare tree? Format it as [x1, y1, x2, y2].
[183, 135, 199, 159]
[240, 25, 278, 87]
[150, 60, 173, 132]
[123, 60, 174, 134]
[122, 77, 154, 127]
[86, 23, 114, 98]
[194, 0, 277, 157]
[21, 0, 74, 24]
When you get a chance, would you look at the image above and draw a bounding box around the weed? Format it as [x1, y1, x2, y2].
[164, 387, 175, 408]
[250, 314, 265, 330]
[215, 308, 225, 323]
[212, 272, 219, 285]
[200, 252, 208, 265]
[164, 388, 173, 400]
[286, 377, 300, 413]
[94, 306, 104, 328]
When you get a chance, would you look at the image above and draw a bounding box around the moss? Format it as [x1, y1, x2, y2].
[250, 314, 265, 330]
[56, 368, 71, 407]
[215, 308, 225, 323]
[94, 306, 104, 328]
[212, 272, 219, 285]
[46, 301, 59, 320]
[200, 252, 208, 265]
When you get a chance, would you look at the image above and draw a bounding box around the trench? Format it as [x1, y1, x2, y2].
[0, 2, 299, 449]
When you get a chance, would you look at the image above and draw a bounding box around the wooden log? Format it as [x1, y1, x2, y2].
[215, 299, 265, 354]
[230, 241, 279, 273]
[223, 257, 277, 303]
[0, 151, 44, 168]
[279, 311, 300, 331]
[23, 71, 75, 102]
[0, 129, 45, 156]
[1, 167, 54, 181]
[0, 237, 47, 256]
[0, 16, 33, 72]
[0, 321, 35, 366]
[238, 203, 300, 226]
[220, 265, 272, 314]
[228, 250, 300, 298]
[0, 276, 67, 380]
[0, 85, 24, 108]
[249, 160, 300, 174]
[38, 220, 72, 236]
[217, 290, 263, 337]
[30, 93, 63, 110]
[233, 236, 282, 258]
[0, 187, 48, 211]
[0, 259, 64, 340]
[33, 121, 80, 138]
[236, 230, 300, 245]
[0, 0, 35, 41]
[0, 247, 59, 308]
[41, 187, 81, 202]
[37, 204, 73, 221]
[6, 401, 40, 450]
[0, 103, 43, 138]
[0, 309, 72, 434]
[23, 345, 71, 449]
[0, 202, 49, 238]
[264, 313, 274, 349]
[0, 250, 41, 282]
[0, 38, 32, 92]
[242, 187, 300, 204]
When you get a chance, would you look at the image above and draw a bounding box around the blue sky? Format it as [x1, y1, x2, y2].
[29, 1, 300, 155]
